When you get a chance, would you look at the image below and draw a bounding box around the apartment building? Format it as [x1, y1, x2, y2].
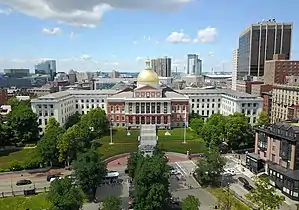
[264, 54, 299, 85]
[247, 122, 299, 200]
[271, 85, 299, 123]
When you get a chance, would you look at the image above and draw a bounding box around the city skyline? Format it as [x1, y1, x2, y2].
[0, 0, 299, 72]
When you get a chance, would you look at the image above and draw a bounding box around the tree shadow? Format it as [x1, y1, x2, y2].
[169, 176, 189, 192]
[0, 148, 23, 157]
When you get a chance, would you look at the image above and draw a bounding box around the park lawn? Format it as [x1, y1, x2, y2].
[159, 140, 205, 154]
[157, 128, 197, 141]
[206, 187, 251, 210]
[99, 141, 138, 159]
[100, 128, 139, 142]
[0, 149, 35, 170]
[0, 193, 50, 210]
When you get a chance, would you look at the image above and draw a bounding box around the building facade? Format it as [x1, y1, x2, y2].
[4, 69, 30, 78]
[237, 21, 292, 80]
[247, 122, 299, 200]
[271, 85, 299, 123]
[151, 57, 172, 77]
[31, 60, 263, 132]
[187, 54, 202, 76]
[264, 54, 299, 85]
[232, 49, 239, 90]
[35, 60, 57, 81]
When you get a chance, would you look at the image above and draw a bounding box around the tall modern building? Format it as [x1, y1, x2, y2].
[237, 20, 292, 80]
[35, 60, 57, 81]
[232, 49, 239, 90]
[151, 57, 172, 77]
[187, 54, 202, 75]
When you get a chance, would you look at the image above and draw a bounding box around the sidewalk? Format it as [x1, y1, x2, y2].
[229, 155, 298, 210]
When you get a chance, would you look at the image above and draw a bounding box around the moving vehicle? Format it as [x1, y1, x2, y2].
[103, 171, 119, 182]
[50, 177, 62, 182]
[238, 177, 249, 185]
[243, 183, 254, 191]
[16, 179, 32, 186]
[47, 174, 60, 182]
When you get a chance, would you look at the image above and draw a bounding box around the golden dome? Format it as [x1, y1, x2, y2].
[137, 59, 159, 83]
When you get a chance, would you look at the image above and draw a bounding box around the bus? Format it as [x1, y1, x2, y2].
[102, 171, 119, 183]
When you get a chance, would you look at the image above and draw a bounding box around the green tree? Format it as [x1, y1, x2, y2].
[189, 112, 201, 123]
[257, 111, 270, 125]
[245, 176, 285, 210]
[127, 152, 141, 179]
[0, 118, 12, 146]
[216, 190, 233, 210]
[134, 154, 171, 210]
[182, 195, 201, 210]
[36, 118, 64, 166]
[64, 112, 81, 129]
[195, 147, 226, 186]
[7, 97, 30, 108]
[101, 196, 122, 210]
[201, 113, 226, 147]
[225, 113, 253, 149]
[79, 108, 109, 137]
[47, 177, 84, 210]
[6, 102, 39, 143]
[57, 124, 89, 165]
[73, 148, 107, 201]
[189, 118, 204, 136]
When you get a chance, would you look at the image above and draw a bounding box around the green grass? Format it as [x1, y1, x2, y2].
[0, 193, 50, 210]
[159, 140, 205, 154]
[206, 187, 250, 210]
[157, 128, 198, 141]
[0, 149, 35, 170]
[99, 142, 138, 159]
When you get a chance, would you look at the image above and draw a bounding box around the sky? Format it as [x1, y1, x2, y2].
[0, 0, 299, 73]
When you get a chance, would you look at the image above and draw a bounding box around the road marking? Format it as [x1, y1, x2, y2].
[175, 162, 188, 176]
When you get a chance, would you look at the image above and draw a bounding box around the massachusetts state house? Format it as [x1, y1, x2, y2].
[106, 59, 189, 129]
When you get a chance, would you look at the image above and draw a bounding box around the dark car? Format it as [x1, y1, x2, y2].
[16, 179, 32, 186]
[238, 177, 249, 185]
[243, 183, 254, 191]
[47, 174, 60, 182]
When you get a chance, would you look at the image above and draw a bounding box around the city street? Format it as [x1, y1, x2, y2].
[225, 154, 298, 210]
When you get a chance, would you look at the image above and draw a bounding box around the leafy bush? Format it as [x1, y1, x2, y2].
[8, 160, 23, 171]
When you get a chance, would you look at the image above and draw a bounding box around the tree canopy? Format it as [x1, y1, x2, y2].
[47, 177, 84, 210]
[134, 153, 171, 210]
[0, 118, 12, 146]
[64, 112, 81, 129]
[127, 152, 141, 179]
[6, 102, 39, 143]
[257, 111, 270, 126]
[36, 118, 64, 166]
[181, 195, 201, 210]
[73, 148, 107, 201]
[79, 108, 109, 137]
[189, 118, 204, 136]
[245, 176, 285, 210]
[100, 196, 122, 210]
[195, 147, 226, 186]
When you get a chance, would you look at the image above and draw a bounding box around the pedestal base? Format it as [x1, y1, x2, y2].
[109, 142, 114, 145]
[182, 141, 187, 144]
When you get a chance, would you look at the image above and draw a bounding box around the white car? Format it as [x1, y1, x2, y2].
[225, 168, 236, 176]
[50, 177, 62, 182]
[170, 170, 181, 175]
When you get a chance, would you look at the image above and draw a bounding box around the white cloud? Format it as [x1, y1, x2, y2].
[79, 54, 92, 60]
[0, 0, 192, 27]
[0, 8, 12, 15]
[166, 31, 191, 43]
[208, 52, 215, 56]
[195, 27, 217, 43]
[69, 31, 75, 40]
[42, 27, 61, 35]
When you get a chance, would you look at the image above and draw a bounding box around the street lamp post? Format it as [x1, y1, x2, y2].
[226, 182, 230, 210]
[182, 108, 187, 144]
[109, 117, 114, 145]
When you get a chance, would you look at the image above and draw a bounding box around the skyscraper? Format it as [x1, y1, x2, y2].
[187, 54, 202, 75]
[237, 20, 292, 80]
[35, 60, 57, 81]
[151, 57, 172, 77]
[232, 49, 239, 90]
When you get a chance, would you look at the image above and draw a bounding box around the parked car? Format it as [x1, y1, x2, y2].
[47, 175, 60, 182]
[243, 183, 254, 191]
[238, 177, 249, 185]
[50, 177, 62, 182]
[16, 179, 32, 186]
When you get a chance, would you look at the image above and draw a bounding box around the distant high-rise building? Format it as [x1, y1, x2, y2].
[4, 69, 30, 78]
[232, 49, 239, 90]
[35, 60, 57, 81]
[187, 54, 202, 75]
[237, 20, 292, 80]
[151, 57, 172, 77]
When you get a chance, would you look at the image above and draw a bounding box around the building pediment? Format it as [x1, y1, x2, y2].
[135, 85, 158, 91]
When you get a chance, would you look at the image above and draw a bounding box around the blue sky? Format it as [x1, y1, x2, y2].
[0, 0, 298, 72]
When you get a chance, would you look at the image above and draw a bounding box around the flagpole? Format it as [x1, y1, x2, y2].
[109, 115, 114, 145]
[183, 107, 187, 144]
